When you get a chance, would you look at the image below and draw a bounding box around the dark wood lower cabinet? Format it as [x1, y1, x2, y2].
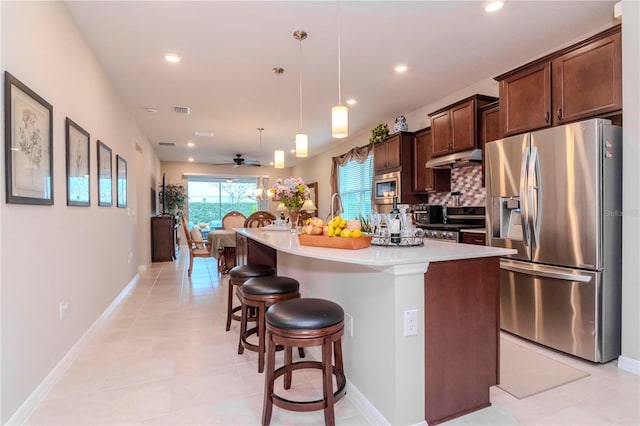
[235, 233, 277, 269]
[424, 257, 499, 425]
[462, 232, 486, 246]
[151, 215, 177, 262]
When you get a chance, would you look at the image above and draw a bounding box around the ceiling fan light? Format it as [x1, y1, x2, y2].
[332, 105, 348, 138]
[274, 150, 285, 168]
[295, 134, 308, 157]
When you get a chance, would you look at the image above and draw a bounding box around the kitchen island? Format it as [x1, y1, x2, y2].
[235, 228, 515, 425]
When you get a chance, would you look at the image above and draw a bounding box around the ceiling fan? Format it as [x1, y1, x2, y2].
[212, 154, 261, 168]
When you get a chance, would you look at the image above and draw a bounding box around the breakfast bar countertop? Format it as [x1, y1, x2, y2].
[235, 227, 515, 425]
[234, 227, 513, 270]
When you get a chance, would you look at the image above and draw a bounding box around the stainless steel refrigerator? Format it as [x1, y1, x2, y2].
[485, 118, 622, 363]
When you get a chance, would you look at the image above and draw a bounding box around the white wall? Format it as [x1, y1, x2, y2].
[0, 2, 161, 422]
[621, 0, 640, 366]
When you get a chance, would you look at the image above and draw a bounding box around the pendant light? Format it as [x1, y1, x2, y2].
[293, 30, 308, 157]
[332, 1, 348, 138]
[273, 67, 286, 169]
[274, 150, 285, 169]
[248, 128, 267, 200]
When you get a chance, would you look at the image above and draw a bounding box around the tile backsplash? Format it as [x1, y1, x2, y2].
[429, 165, 486, 207]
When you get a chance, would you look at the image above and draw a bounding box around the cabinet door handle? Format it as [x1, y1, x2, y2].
[557, 108, 563, 120]
[545, 111, 550, 123]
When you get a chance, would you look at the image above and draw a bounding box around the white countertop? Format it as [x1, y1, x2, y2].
[235, 228, 514, 268]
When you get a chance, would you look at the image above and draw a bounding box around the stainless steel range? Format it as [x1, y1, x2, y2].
[418, 206, 485, 243]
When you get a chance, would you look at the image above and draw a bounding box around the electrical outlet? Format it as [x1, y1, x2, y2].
[128, 252, 133, 264]
[403, 309, 418, 336]
[344, 313, 353, 337]
[59, 300, 69, 320]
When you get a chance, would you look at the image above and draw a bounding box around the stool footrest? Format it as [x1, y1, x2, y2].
[271, 360, 347, 412]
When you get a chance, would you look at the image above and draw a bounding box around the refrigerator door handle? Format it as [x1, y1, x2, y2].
[520, 146, 531, 245]
[500, 262, 593, 283]
[528, 146, 541, 245]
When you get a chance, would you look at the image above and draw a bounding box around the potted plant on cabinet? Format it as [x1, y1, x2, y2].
[159, 183, 187, 216]
[159, 183, 187, 246]
[369, 123, 389, 145]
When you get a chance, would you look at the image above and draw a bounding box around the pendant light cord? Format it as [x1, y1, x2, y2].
[298, 37, 304, 131]
[337, 0, 342, 105]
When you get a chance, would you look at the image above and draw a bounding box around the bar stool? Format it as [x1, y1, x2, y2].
[226, 264, 276, 331]
[262, 298, 346, 426]
[237, 276, 303, 373]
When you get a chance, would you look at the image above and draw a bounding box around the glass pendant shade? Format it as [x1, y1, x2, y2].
[295, 133, 308, 157]
[332, 105, 348, 138]
[274, 150, 285, 168]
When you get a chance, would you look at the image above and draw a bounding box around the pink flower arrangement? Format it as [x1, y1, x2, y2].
[270, 177, 309, 208]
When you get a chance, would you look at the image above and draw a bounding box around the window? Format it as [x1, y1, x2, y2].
[186, 177, 262, 231]
[338, 154, 373, 220]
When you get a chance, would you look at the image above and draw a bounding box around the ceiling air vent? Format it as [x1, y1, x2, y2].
[158, 142, 175, 147]
[173, 106, 191, 115]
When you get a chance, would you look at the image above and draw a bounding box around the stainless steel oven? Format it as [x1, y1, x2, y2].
[418, 206, 485, 243]
[373, 172, 401, 205]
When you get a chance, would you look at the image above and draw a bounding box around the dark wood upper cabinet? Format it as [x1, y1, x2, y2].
[478, 101, 500, 187]
[496, 25, 621, 136]
[430, 111, 452, 157]
[373, 133, 402, 173]
[413, 128, 451, 194]
[499, 62, 551, 136]
[429, 94, 498, 157]
[552, 31, 621, 124]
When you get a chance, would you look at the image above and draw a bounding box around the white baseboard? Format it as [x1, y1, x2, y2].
[6, 274, 141, 425]
[618, 355, 640, 375]
[138, 263, 149, 272]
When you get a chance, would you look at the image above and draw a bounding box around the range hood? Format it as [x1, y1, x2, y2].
[425, 149, 482, 169]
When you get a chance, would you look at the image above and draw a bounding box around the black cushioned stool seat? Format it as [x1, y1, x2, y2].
[237, 276, 303, 373]
[262, 298, 346, 426]
[226, 264, 276, 332]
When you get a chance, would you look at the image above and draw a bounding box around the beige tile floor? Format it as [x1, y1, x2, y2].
[26, 250, 639, 425]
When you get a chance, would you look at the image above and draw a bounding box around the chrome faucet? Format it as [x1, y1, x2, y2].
[330, 193, 344, 220]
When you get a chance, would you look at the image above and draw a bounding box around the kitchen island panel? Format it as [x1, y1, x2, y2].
[424, 257, 499, 425]
[277, 253, 426, 425]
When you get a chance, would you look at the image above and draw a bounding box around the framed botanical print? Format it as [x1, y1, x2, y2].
[97, 140, 112, 207]
[116, 155, 127, 208]
[4, 71, 54, 205]
[65, 118, 90, 206]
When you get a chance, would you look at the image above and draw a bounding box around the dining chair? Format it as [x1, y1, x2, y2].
[222, 211, 246, 230]
[244, 211, 276, 228]
[181, 213, 210, 276]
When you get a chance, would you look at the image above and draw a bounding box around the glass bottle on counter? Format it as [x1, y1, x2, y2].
[390, 196, 401, 244]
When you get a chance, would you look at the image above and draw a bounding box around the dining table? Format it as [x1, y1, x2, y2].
[207, 230, 236, 273]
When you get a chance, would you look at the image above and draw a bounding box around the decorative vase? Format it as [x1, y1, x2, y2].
[288, 207, 301, 233]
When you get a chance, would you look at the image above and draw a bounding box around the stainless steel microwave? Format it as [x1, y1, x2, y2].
[373, 172, 401, 205]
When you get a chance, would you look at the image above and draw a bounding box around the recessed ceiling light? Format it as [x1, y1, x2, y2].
[346, 99, 357, 105]
[194, 131, 214, 137]
[165, 54, 181, 63]
[144, 107, 157, 113]
[187, 142, 195, 147]
[188, 157, 194, 162]
[485, 1, 504, 12]
[395, 65, 408, 73]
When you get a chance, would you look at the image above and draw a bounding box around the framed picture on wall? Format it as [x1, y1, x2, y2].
[65, 118, 90, 206]
[116, 155, 127, 208]
[97, 140, 112, 206]
[4, 71, 54, 205]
